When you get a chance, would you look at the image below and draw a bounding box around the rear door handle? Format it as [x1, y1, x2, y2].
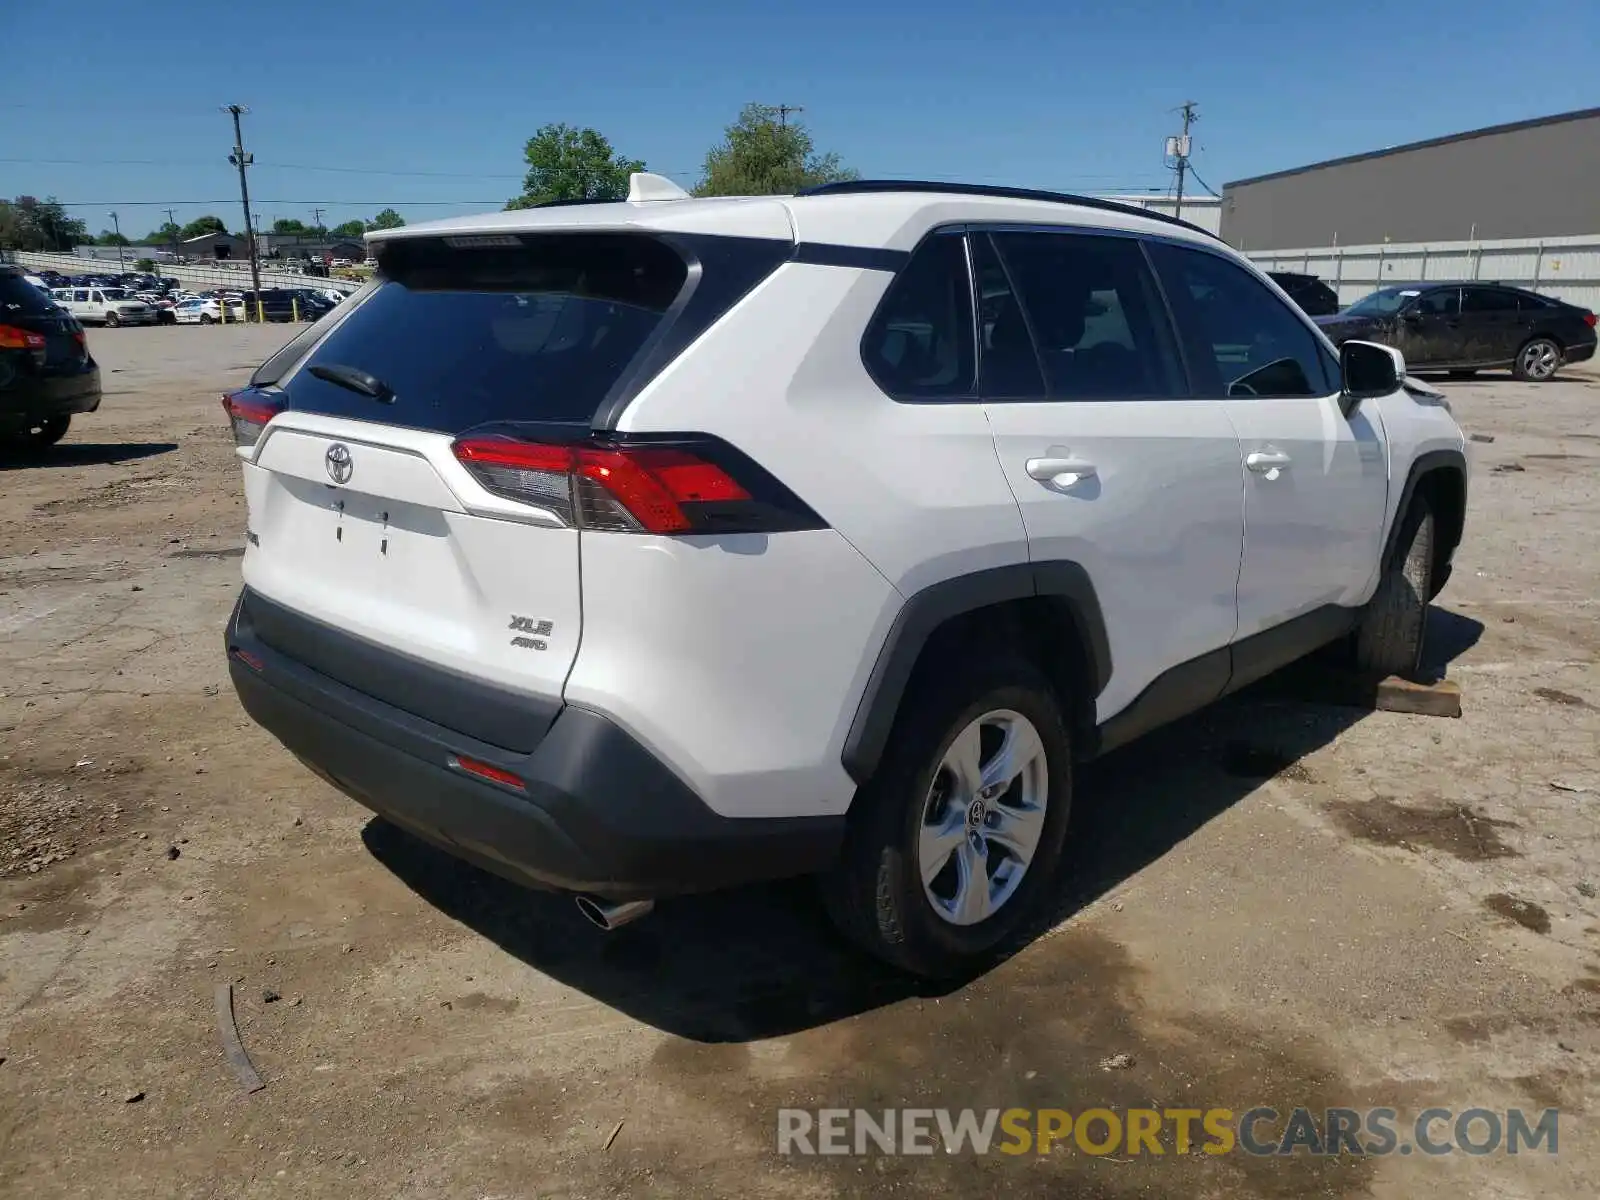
[1025, 457, 1097, 488]
[1245, 449, 1292, 475]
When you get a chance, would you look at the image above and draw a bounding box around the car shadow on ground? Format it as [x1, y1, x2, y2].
[0, 441, 178, 468]
[364, 606, 1483, 1043]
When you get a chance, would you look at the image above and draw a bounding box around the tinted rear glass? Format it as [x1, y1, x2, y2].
[280, 234, 689, 431]
[0, 273, 59, 317]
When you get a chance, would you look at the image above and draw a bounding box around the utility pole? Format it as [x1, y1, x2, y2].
[163, 207, 179, 260]
[311, 207, 325, 237]
[774, 104, 804, 129]
[108, 211, 125, 269]
[1169, 101, 1198, 222]
[224, 104, 262, 313]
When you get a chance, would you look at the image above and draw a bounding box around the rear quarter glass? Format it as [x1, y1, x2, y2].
[274, 232, 784, 434]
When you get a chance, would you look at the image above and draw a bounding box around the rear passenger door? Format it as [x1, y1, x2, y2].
[1459, 287, 1525, 364]
[1149, 241, 1387, 653]
[976, 229, 1246, 724]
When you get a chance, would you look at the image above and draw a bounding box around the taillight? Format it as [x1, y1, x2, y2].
[0, 324, 47, 352]
[222, 390, 283, 449]
[1584, 312, 1597, 328]
[451, 434, 822, 535]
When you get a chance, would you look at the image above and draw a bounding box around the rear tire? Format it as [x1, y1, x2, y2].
[1353, 498, 1434, 680]
[6, 415, 71, 453]
[823, 655, 1072, 977]
[1513, 337, 1561, 382]
[200, 313, 215, 325]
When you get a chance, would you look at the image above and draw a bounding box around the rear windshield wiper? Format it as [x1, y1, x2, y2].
[308, 362, 394, 403]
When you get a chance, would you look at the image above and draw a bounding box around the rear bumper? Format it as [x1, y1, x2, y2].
[0, 364, 101, 427]
[225, 589, 843, 901]
[1566, 340, 1595, 364]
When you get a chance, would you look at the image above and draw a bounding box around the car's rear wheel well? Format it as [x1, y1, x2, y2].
[1410, 466, 1465, 597]
[907, 598, 1098, 756]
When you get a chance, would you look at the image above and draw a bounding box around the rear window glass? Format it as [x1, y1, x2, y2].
[280, 234, 689, 431]
[0, 274, 59, 317]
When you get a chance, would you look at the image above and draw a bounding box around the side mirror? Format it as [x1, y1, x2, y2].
[1400, 310, 1422, 323]
[1340, 340, 1404, 416]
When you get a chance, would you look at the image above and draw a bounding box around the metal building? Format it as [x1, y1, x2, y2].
[1100, 194, 1221, 236]
[1221, 107, 1600, 251]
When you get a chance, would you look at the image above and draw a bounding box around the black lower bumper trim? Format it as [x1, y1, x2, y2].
[227, 591, 843, 900]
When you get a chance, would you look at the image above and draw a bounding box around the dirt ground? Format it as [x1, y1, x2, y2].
[2, 325, 1597, 1199]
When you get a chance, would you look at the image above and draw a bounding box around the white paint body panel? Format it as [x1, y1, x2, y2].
[242, 414, 581, 704]
[566, 529, 899, 819]
[1223, 393, 1389, 637]
[983, 400, 1245, 722]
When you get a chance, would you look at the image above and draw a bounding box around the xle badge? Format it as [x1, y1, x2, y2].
[509, 615, 554, 651]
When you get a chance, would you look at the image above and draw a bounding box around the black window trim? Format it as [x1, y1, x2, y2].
[862, 219, 1347, 405]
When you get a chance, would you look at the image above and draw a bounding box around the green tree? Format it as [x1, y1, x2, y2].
[179, 215, 227, 240]
[3, 196, 89, 250]
[330, 219, 366, 238]
[97, 230, 131, 246]
[143, 221, 182, 245]
[272, 218, 308, 235]
[505, 124, 644, 209]
[367, 209, 406, 230]
[134, 258, 156, 273]
[694, 105, 856, 197]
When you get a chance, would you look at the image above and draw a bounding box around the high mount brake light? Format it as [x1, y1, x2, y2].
[222, 391, 283, 449]
[451, 434, 820, 535]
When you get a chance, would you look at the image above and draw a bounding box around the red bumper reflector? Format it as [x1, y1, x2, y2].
[450, 755, 526, 791]
[228, 647, 264, 672]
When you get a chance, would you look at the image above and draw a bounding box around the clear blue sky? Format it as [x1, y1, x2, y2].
[3, 0, 1595, 238]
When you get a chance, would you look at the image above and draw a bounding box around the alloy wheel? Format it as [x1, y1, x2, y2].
[918, 709, 1049, 926]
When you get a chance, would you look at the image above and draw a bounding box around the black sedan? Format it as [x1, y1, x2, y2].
[0, 267, 99, 452]
[1315, 282, 1597, 382]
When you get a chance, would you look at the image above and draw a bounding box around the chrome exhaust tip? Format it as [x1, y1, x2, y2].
[574, 895, 655, 931]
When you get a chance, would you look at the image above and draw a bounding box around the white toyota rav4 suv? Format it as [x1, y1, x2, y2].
[224, 176, 1468, 976]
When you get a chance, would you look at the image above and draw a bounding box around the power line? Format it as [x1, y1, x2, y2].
[1184, 164, 1221, 198]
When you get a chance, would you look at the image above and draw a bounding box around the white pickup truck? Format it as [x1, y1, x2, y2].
[49, 287, 158, 327]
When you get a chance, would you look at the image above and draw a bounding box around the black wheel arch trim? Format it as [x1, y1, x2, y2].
[1385, 448, 1467, 590]
[841, 561, 1111, 785]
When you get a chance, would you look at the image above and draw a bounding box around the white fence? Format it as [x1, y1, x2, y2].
[11, 250, 363, 296]
[1245, 233, 1600, 311]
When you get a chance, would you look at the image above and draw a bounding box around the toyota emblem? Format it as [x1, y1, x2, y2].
[325, 443, 353, 485]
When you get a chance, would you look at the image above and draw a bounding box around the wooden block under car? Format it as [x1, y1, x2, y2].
[1261, 662, 1463, 718]
[1371, 675, 1462, 718]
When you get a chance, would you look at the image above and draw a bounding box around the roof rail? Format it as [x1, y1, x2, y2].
[797, 179, 1221, 240]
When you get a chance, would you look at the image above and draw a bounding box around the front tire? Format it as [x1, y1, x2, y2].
[1513, 337, 1561, 382]
[1353, 498, 1434, 679]
[824, 656, 1072, 977]
[200, 313, 215, 325]
[104, 312, 120, 328]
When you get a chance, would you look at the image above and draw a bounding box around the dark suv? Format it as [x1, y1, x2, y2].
[0, 267, 100, 451]
[1316, 282, 1598, 381]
